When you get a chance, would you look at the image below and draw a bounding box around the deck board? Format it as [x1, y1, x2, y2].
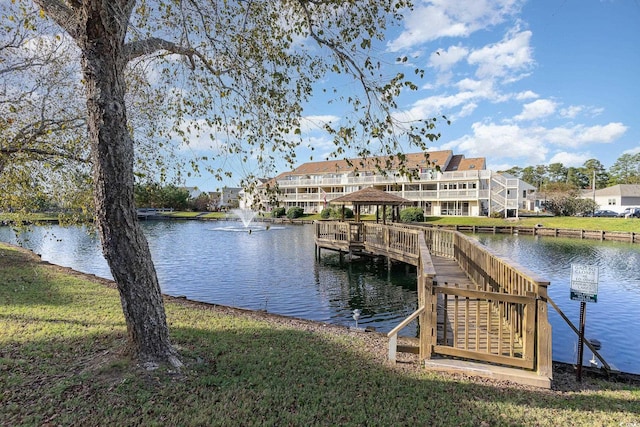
[316, 222, 550, 388]
[431, 255, 525, 358]
[431, 255, 475, 289]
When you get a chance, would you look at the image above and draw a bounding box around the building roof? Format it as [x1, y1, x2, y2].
[272, 150, 484, 180]
[595, 184, 640, 197]
[329, 186, 412, 206]
[458, 157, 486, 171]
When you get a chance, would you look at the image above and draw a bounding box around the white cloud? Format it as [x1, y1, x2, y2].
[447, 122, 548, 164]
[514, 99, 557, 121]
[429, 44, 469, 71]
[300, 115, 340, 132]
[455, 78, 495, 96]
[487, 162, 521, 172]
[467, 29, 534, 81]
[548, 151, 591, 167]
[399, 78, 498, 121]
[398, 91, 478, 121]
[545, 122, 627, 147]
[559, 105, 605, 119]
[515, 90, 538, 100]
[623, 146, 640, 155]
[388, 0, 525, 51]
[457, 102, 478, 118]
[175, 119, 227, 152]
[559, 105, 583, 119]
[443, 120, 627, 165]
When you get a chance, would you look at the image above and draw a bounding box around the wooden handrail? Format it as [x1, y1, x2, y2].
[388, 306, 425, 363]
[388, 306, 425, 338]
[316, 221, 553, 381]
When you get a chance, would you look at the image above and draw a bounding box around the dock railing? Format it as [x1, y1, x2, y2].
[413, 227, 551, 378]
[315, 221, 552, 383]
[387, 230, 436, 362]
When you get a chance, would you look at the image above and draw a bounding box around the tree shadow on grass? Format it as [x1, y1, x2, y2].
[2, 318, 639, 426]
[1, 243, 638, 426]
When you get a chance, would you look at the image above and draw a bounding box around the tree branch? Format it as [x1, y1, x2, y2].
[31, 0, 83, 40]
[295, 1, 374, 109]
[0, 146, 88, 163]
[123, 37, 219, 75]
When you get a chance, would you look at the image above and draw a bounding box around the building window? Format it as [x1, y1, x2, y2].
[608, 199, 616, 205]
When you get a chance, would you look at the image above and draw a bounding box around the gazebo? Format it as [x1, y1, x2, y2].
[329, 186, 413, 223]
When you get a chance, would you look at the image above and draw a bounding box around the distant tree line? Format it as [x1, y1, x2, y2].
[499, 154, 640, 216]
[134, 183, 190, 210]
[500, 153, 640, 191]
[133, 183, 233, 212]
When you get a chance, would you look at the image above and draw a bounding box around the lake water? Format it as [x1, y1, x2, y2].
[473, 233, 640, 375]
[1, 221, 638, 374]
[0, 221, 419, 333]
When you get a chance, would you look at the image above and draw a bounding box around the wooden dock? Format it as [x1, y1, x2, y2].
[419, 255, 548, 387]
[315, 221, 553, 388]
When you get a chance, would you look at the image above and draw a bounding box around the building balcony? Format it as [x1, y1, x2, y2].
[275, 170, 493, 188]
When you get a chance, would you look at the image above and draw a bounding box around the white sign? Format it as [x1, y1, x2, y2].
[570, 263, 598, 303]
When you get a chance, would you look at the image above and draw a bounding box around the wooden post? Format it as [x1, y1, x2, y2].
[536, 282, 553, 381]
[422, 276, 436, 361]
[388, 334, 397, 363]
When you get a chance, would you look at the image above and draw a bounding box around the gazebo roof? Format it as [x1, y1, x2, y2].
[329, 186, 412, 206]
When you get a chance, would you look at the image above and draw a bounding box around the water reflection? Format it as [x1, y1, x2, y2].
[0, 222, 418, 336]
[2, 223, 638, 374]
[316, 254, 418, 330]
[474, 234, 640, 374]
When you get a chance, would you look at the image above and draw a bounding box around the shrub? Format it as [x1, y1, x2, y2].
[271, 207, 286, 218]
[286, 206, 304, 219]
[320, 207, 354, 219]
[400, 207, 424, 222]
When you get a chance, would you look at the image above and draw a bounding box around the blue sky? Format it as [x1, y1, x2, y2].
[187, 0, 640, 190]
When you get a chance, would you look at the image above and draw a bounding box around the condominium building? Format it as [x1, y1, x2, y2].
[259, 150, 535, 217]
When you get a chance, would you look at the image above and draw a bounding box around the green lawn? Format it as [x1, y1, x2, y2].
[2, 210, 638, 234]
[1, 243, 638, 426]
[423, 215, 640, 233]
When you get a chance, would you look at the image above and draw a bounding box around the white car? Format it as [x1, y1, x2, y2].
[618, 207, 640, 218]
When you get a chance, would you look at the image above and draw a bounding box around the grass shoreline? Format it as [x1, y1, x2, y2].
[3, 211, 640, 233]
[1, 242, 639, 426]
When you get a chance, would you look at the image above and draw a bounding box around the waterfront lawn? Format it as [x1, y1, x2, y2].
[0, 212, 64, 223]
[1, 243, 639, 426]
[424, 216, 640, 233]
[160, 211, 204, 218]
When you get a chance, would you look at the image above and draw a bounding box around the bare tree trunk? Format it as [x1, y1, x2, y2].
[79, 1, 178, 366]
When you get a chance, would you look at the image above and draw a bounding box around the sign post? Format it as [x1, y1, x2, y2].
[570, 264, 599, 382]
